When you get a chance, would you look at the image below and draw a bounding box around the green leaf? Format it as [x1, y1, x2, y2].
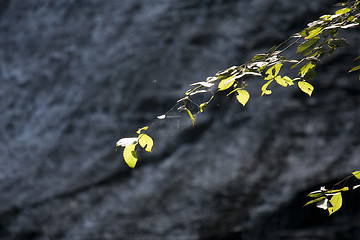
[297, 37, 320, 53]
[236, 90, 250, 106]
[328, 192, 342, 215]
[138, 134, 154, 152]
[265, 63, 283, 80]
[300, 62, 316, 77]
[305, 27, 324, 39]
[186, 109, 195, 126]
[335, 7, 351, 15]
[349, 65, 360, 73]
[251, 54, 268, 61]
[123, 144, 138, 168]
[261, 80, 273, 96]
[218, 76, 236, 91]
[352, 171, 360, 179]
[298, 81, 314, 96]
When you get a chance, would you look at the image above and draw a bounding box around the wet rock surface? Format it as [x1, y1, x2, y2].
[0, 0, 359, 239]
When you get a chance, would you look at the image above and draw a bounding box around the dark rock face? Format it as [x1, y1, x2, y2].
[0, 0, 359, 239]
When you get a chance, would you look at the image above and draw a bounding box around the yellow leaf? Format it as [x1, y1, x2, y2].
[283, 76, 294, 86]
[218, 76, 236, 91]
[298, 81, 314, 96]
[236, 90, 250, 106]
[138, 134, 154, 152]
[265, 63, 282, 80]
[123, 144, 138, 168]
[136, 126, 149, 134]
[261, 80, 273, 96]
[352, 171, 360, 179]
[328, 192, 342, 215]
[335, 7, 351, 15]
[186, 109, 195, 126]
[275, 76, 288, 87]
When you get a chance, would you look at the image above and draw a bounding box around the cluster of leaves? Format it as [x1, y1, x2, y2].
[115, 126, 153, 168]
[117, 1, 359, 169]
[305, 171, 360, 215]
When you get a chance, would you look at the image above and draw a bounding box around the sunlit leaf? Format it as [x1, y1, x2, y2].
[157, 115, 166, 119]
[297, 37, 320, 53]
[328, 192, 342, 215]
[298, 81, 314, 96]
[236, 90, 250, 106]
[136, 126, 149, 134]
[304, 196, 326, 206]
[335, 7, 351, 15]
[300, 62, 316, 77]
[307, 186, 327, 198]
[349, 65, 360, 73]
[186, 109, 195, 126]
[326, 187, 349, 194]
[353, 185, 360, 190]
[199, 103, 207, 112]
[283, 76, 294, 86]
[261, 80, 273, 96]
[305, 27, 324, 39]
[116, 137, 138, 148]
[138, 134, 154, 152]
[265, 63, 283, 80]
[275, 76, 288, 87]
[123, 144, 138, 168]
[352, 171, 360, 179]
[317, 198, 332, 210]
[218, 76, 236, 91]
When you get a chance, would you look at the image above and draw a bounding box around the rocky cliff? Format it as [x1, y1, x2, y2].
[0, 0, 359, 239]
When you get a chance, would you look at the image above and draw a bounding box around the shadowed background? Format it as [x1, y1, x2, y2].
[0, 0, 360, 239]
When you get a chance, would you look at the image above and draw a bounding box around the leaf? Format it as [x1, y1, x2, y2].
[157, 115, 166, 119]
[138, 134, 154, 152]
[275, 76, 288, 87]
[328, 192, 342, 215]
[298, 81, 314, 96]
[335, 7, 351, 15]
[123, 144, 138, 168]
[304, 196, 326, 206]
[265, 63, 283, 80]
[190, 81, 214, 88]
[305, 27, 324, 39]
[136, 126, 149, 134]
[282, 76, 294, 86]
[261, 80, 273, 96]
[297, 37, 320, 53]
[326, 187, 349, 194]
[353, 185, 360, 190]
[186, 109, 195, 126]
[199, 103, 207, 112]
[236, 90, 250, 106]
[300, 62, 316, 77]
[317, 198, 332, 210]
[352, 171, 360, 179]
[251, 54, 268, 61]
[218, 76, 236, 91]
[349, 65, 360, 73]
[307, 186, 327, 198]
[116, 137, 138, 148]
